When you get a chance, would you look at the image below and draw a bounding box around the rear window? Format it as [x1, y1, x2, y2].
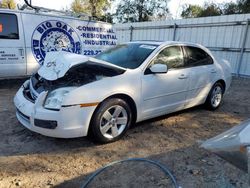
[184, 46, 213, 67]
[0, 13, 19, 39]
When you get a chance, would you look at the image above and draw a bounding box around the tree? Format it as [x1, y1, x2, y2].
[89, 0, 111, 18]
[99, 12, 113, 23]
[71, 0, 111, 17]
[222, 0, 250, 15]
[237, 0, 250, 13]
[0, 0, 16, 9]
[181, 3, 222, 18]
[181, 0, 249, 18]
[181, 5, 203, 18]
[199, 3, 222, 17]
[223, 0, 250, 15]
[71, 0, 88, 14]
[223, 2, 239, 15]
[115, 0, 169, 23]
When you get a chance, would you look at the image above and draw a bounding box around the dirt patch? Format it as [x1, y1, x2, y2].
[0, 78, 249, 188]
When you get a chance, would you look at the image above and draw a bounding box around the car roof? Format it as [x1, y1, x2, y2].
[127, 40, 203, 48]
[128, 41, 164, 45]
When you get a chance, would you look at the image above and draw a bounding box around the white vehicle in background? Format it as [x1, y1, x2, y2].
[0, 6, 117, 79]
[14, 41, 232, 143]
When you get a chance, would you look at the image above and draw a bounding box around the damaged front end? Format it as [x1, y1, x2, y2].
[23, 52, 126, 104]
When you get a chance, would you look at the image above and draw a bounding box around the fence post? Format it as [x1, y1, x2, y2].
[130, 26, 134, 41]
[237, 19, 249, 76]
[248, 147, 250, 186]
[173, 23, 177, 41]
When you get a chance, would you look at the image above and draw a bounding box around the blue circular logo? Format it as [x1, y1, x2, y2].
[31, 20, 82, 65]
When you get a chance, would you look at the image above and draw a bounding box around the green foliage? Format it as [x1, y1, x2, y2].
[71, 0, 111, 17]
[115, 0, 169, 23]
[71, 0, 88, 14]
[223, 2, 240, 15]
[99, 13, 113, 23]
[235, 0, 250, 14]
[199, 3, 222, 17]
[181, 3, 222, 18]
[181, 5, 203, 18]
[181, 0, 250, 18]
[0, 0, 16, 9]
[223, 0, 250, 14]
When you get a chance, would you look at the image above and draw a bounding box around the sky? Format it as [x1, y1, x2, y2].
[16, 0, 237, 19]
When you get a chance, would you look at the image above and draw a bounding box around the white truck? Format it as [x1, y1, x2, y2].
[0, 7, 117, 78]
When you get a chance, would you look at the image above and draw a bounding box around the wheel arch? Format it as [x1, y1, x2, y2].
[215, 79, 226, 93]
[88, 93, 138, 136]
[104, 94, 137, 124]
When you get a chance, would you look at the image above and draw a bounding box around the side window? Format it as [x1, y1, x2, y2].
[0, 13, 19, 39]
[184, 46, 213, 67]
[152, 46, 184, 69]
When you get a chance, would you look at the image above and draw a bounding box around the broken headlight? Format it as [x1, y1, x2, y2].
[44, 87, 76, 110]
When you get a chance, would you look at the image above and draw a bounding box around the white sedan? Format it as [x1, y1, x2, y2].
[14, 41, 232, 143]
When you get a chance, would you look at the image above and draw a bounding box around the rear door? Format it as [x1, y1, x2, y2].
[183, 46, 215, 108]
[0, 12, 26, 78]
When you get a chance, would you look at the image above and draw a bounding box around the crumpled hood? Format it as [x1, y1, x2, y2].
[38, 51, 125, 81]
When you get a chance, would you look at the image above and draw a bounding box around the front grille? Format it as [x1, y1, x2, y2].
[34, 119, 57, 129]
[16, 108, 30, 122]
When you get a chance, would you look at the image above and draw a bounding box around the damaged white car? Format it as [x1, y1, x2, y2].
[14, 41, 232, 143]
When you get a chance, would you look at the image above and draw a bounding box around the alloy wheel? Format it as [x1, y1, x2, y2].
[211, 86, 222, 108]
[99, 105, 128, 139]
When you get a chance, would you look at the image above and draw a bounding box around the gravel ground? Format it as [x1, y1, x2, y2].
[0, 77, 249, 188]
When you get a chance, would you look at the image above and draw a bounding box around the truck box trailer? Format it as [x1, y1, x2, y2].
[0, 8, 117, 78]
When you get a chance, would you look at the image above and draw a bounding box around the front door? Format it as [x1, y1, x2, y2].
[0, 12, 26, 78]
[141, 45, 190, 119]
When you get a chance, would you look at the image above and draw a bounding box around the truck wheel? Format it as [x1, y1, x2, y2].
[90, 98, 132, 143]
[205, 82, 224, 110]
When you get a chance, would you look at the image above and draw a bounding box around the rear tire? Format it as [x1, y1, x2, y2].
[90, 98, 132, 143]
[205, 82, 224, 110]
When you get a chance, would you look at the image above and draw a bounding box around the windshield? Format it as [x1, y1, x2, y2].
[95, 43, 158, 69]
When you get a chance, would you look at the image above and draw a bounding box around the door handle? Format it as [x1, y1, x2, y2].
[178, 74, 188, 79]
[19, 48, 24, 56]
[211, 69, 217, 73]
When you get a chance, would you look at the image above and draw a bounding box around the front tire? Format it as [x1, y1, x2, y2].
[90, 98, 132, 143]
[205, 82, 224, 110]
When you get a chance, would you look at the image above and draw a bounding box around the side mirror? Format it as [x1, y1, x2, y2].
[149, 64, 168, 74]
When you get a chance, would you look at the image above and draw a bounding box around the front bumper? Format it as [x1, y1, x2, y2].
[14, 82, 96, 138]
